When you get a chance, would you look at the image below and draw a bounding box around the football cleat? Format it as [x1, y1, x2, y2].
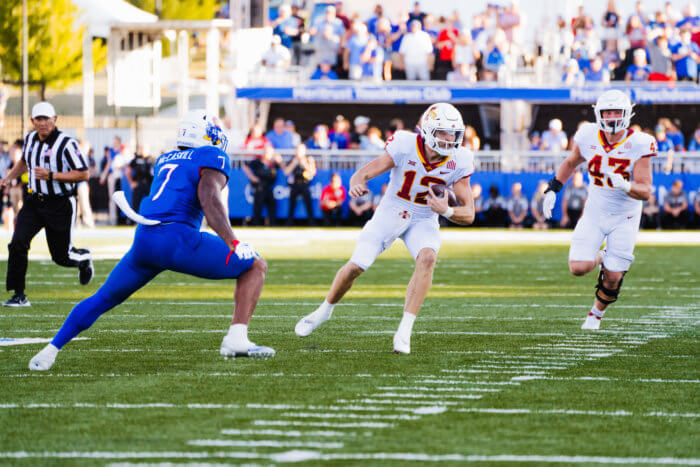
[393, 332, 411, 354]
[294, 308, 332, 337]
[220, 336, 275, 359]
[581, 312, 602, 330]
[79, 259, 94, 286]
[3, 293, 30, 307]
[29, 344, 59, 371]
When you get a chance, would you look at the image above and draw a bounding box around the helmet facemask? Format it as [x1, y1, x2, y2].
[424, 127, 464, 157]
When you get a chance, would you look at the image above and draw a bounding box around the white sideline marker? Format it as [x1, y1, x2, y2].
[187, 439, 343, 449]
[457, 408, 700, 418]
[253, 420, 393, 428]
[220, 429, 354, 437]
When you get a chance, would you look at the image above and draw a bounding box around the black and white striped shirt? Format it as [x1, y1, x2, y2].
[23, 128, 88, 196]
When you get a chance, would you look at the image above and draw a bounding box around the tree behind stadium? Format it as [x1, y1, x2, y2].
[126, 0, 219, 20]
[0, 0, 107, 100]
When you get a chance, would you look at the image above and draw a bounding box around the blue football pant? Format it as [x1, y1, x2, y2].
[52, 224, 256, 349]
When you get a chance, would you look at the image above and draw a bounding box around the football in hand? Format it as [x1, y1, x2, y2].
[430, 184, 458, 206]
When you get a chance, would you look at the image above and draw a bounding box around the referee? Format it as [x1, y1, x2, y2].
[2, 102, 93, 307]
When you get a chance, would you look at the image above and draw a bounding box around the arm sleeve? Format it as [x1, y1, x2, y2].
[63, 139, 88, 171]
[199, 146, 231, 181]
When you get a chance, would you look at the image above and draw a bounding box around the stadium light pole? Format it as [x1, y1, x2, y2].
[21, 0, 28, 135]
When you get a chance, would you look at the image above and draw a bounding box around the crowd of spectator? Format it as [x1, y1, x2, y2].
[255, 0, 700, 83]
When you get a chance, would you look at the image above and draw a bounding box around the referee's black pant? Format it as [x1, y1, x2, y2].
[6, 195, 90, 295]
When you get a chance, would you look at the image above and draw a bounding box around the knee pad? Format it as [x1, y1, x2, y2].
[595, 266, 626, 305]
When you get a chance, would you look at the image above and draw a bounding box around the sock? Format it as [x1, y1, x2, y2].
[315, 300, 335, 319]
[590, 304, 605, 319]
[228, 323, 254, 345]
[43, 344, 59, 357]
[397, 312, 417, 337]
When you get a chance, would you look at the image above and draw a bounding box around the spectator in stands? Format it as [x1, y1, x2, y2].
[375, 17, 394, 81]
[585, 56, 609, 82]
[561, 171, 587, 228]
[329, 116, 350, 149]
[284, 143, 316, 226]
[655, 125, 674, 152]
[349, 116, 370, 149]
[0, 83, 7, 130]
[626, 14, 647, 51]
[244, 145, 282, 226]
[541, 119, 568, 151]
[311, 5, 345, 40]
[314, 24, 342, 69]
[563, 58, 586, 85]
[307, 124, 331, 150]
[471, 183, 483, 226]
[321, 173, 346, 226]
[482, 34, 506, 81]
[648, 35, 676, 81]
[507, 182, 528, 229]
[659, 118, 686, 151]
[366, 4, 385, 36]
[345, 22, 380, 81]
[409, 1, 426, 25]
[498, 1, 522, 46]
[422, 14, 440, 45]
[626, 48, 651, 81]
[100, 136, 128, 225]
[266, 118, 295, 149]
[272, 4, 300, 52]
[529, 131, 542, 150]
[601, 39, 622, 75]
[463, 125, 481, 151]
[642, 192, 662, 229]
[629, 1, 648, 27]
[262, 35, 291, 70]
[436, 18, 459, 79]
[677, 3, 700, 30]
[482, 184, 507, 227]
[286, 120, 302, 147]
[602, 0, 621, 38]
[334, 1, 351, 31]
[688, 127, 700, 151]
[243, 121, 269, 151]
[665, 1, 682, 25]
[348, 188, 374, 226]
[670, 28, 700, 82]
[125, 146, 153, 217]
[452, 32, 478, 78]
[399, 20, 433, 81]
[531, 181, 549, 230]
[311, 60, 338, 80]
[663, 179, 689, 229]
[362, 127, 385, 151]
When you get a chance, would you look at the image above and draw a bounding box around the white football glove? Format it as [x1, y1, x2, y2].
[608, 172, 632, 193]
[542, 190, 556, 219]
[235, 242, 259, 260]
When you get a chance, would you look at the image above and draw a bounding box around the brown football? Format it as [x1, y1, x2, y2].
[430, 184, 458, 206]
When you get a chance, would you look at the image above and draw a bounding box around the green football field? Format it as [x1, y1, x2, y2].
[0, 235, 698, 465]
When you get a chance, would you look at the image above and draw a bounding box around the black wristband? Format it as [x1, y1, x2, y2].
[48, 171, 53, 182]
[545, 177, 563, 194]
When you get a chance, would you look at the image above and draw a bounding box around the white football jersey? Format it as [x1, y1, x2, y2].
[382, 130, 475, 219]
[574, 122, 656, 214]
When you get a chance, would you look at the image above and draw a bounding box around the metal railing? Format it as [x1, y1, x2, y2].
[228, 149, 700, 174]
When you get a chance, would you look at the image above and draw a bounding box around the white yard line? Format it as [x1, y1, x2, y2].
[252, 420, 392, 428]
[187, 439, 343, 449]
[220, 429, 354, 437]
[458, 408, 700, 418]
[279, 412, 420, 420]
[0, 451, 697, 465]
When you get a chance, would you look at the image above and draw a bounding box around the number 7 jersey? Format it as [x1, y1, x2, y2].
[574, 122, 656, 214]
[383, 130, 475, 219]
[139, 145, 231, 228]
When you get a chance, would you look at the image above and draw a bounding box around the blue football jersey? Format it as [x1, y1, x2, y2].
[139, 145, 231, 228]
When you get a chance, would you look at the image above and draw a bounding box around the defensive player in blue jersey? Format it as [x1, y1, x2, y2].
[29, 110, 274, 371]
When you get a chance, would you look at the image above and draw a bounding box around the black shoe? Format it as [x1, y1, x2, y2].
[3, 293, 30, 307]
[79, 259, 94, 285]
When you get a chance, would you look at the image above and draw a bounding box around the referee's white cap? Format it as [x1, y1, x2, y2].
[31, 101, 56, 119]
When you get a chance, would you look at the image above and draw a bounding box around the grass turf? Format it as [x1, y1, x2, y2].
[0, 242, 697, 465]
